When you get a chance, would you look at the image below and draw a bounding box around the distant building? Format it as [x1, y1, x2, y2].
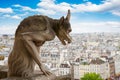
[113, 54, 120, 76]
[2, 35, 8, 39]
[108, 57, 115, 78]
[74, 58, 110, 80]
[58, 62, 70, 76]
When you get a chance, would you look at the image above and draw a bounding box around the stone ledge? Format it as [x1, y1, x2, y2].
[1, 74, 71, 80]
[0, 70, 7, 79]
[0, 65, 8, 79]
[0, 70, 56, 80]
[1, 74, 56, 80]
[0, 66, 71, 80]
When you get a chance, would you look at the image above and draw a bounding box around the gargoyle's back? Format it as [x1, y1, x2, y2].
[15, 15, 50, 36]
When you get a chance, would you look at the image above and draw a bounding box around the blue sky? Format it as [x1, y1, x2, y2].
[0, 0, 120, 34]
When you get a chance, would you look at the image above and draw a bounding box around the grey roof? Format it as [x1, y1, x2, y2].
[90, 58, 105, 64]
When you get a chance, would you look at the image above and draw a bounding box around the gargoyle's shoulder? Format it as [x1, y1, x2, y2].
[15, 15, 54, 36]
[27, 15, 49, 19]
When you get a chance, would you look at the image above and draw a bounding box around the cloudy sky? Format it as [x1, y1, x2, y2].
[0, 0, 120, 34]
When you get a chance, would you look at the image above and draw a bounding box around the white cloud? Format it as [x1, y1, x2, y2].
[97, 0, 120, 12]
[12, 0, 120, 16]
[111, 9, 120, 16]
[0, 8, 13, 13]
[19, 12, 29, 16]
[36, 0, 120, 16]
[112, 11, 120, 16]
[36, 8, 56, 15]
[72, 21, 120, 33]
[3, 14, 11, 17]
[13, 4, 56, 15]
[37, 0, 72, 12]
[3, 14, 21, 19]
[13, 4, 36, 11]
[11, 15, 21, 19]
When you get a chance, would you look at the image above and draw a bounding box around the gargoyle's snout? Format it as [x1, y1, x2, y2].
[61, 34, 72, 45]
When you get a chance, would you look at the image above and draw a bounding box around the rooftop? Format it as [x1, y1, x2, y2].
[90, 58, 105, 64]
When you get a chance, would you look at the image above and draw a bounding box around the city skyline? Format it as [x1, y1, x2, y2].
[0, 0, 120, 34]
[0, 33, 120, 79]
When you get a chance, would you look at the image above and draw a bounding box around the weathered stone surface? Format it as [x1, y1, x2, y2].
[0, 70, 7, 79]
[55, 75, 71, 80]
[1, 74, 56, 80]
[0, 74, 71, 80]
[0, 66, 71, 80]
[1, 74, 71, 80]
[0, 71, 71, 80]
[0, 69, 56, 80]
[0, 65, 8, 79]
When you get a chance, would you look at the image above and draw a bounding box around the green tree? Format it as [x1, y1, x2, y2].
[81, 72, 103, 80]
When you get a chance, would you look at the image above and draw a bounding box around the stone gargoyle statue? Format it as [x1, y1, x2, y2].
[8, 10, 72, 78]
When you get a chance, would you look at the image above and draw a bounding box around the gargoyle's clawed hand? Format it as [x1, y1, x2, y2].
[40, 65, 52, 76]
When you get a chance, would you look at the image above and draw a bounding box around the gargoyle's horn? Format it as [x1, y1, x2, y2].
[66, 9, 71, 21]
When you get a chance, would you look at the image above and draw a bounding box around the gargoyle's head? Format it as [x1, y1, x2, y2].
[56, 10, 72, 45]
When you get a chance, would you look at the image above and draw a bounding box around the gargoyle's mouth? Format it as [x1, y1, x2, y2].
[59, 34, 72, 45]
[61, 39, 71, 45]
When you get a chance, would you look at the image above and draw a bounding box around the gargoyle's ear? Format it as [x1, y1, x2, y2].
[59, 16, 64, 25]
[66, 9, 71, 22]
